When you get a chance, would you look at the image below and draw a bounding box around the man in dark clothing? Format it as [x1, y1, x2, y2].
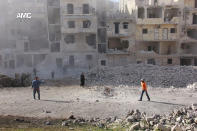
[51, 71, 55, 79]
[80, 73, 85, 87]
[32, 77, 42, 100]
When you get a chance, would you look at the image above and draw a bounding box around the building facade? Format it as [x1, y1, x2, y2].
[135, 0, 197, 66]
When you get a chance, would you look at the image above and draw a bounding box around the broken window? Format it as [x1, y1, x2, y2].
[108, 38, 121, 49]
[123, 22, 129, 29]
[83, 4, 89, 14]
[138, 7, 145, 19]
[193, 14, 197, 24]
[147, 46, 156, 52]
[64, 35, 75, 44]
[67, 4, 74, 14]
[68, 21, 75, 28]
[86, 34, 96, 48]
[114, 22, 120, 34]
[69, 56, 74, 66]
[56, 58, 63, 68]
[187, 29, 197, 40]
[98, 44, 106, 53]
[98, 28, 106, 43]
[164, 8, 179, 22]
[147, 7, 162, 18]
[137, 61, 142, 64]
[108, 39, 129, 50]
[170, 28, 176, 33]
[51, 42, 60, 52]
[148, 46, 152, 51]
[83, 20, 91, 28]
[147, 59, 155, 65]
[142, 29, 148, 34]
[180, 58, 192, 66]
[168, 59, 172, 64]
[86, 55, 92, 60]
[101, 60, 106, 66]
[122, 40, 129, 49]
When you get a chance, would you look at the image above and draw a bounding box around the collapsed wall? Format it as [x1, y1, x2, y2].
[87, 64, 197, 88]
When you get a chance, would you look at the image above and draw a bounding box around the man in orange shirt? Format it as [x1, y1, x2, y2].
[139, 79, 150, 101]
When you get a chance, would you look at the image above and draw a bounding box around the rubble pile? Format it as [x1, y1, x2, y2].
[123, 103, 197, 131]
[187, 82, 197, 90]
[87, 64, 197, 88]
[60, 104, 197, 131]
[0, 73, 31, 87]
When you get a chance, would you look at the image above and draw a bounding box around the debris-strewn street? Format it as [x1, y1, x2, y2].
[0, 84, 196, 130]
[0, 84, 196, 119]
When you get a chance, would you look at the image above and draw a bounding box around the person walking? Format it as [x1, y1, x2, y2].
[32, 76, 42, 100]
[80, 73, 85, 87]
[139, 79, 150, 101]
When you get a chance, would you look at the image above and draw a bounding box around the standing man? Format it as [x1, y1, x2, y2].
[139, 79, 150, 101]
[32, 76, 42, 100]
[80, 72, 85, 87]
[51, 71, 55, 79]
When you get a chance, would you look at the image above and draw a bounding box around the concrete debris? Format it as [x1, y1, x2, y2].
[129, 122, 140, 131]
[41, 104, 197, 130]
[87, 64, 197, 88]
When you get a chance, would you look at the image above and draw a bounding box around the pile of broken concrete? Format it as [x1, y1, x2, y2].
[87, 64, 197, 88]
[122, 103, 197, 131]
[60, 104, 197, 131]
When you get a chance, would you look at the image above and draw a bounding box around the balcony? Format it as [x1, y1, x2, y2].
[106, 49, 130, 55]
[137, 18, 164, 25]
[62, 14, 96, 19]
[62, 27, 97, 33]
[62, 7, 96, 16]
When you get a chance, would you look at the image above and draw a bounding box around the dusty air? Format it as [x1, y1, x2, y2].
[0, 0, 197, 130]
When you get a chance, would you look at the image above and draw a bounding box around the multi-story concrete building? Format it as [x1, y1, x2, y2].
[0, 0, 49, 77]
[179, 0, 197, 66]
[1, 0, 197, 79]
[104, 12, 136, 67]
[135, 0, 197, 66]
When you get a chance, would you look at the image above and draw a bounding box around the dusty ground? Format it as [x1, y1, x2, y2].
[0, 85, 196, 119]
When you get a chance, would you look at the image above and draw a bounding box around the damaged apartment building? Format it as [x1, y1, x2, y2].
[0, 0, 135, 78]
[103, 11, 135, 67]
[0, 0, 49, 77]
[2, 0, 197, 78]
[135, 0, 197, 66]
[96, 0, 136, 67]
[0, 0, 101, 77]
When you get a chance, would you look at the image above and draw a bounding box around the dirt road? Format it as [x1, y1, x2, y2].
[0, 86, 196, 119]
